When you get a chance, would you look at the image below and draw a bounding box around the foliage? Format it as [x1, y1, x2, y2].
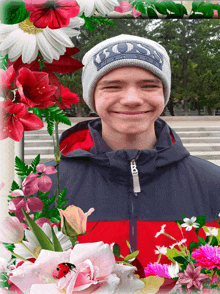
[0, 0, 30, 24]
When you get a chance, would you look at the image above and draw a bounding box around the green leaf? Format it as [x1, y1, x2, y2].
[166, 248, 181, 263]
[1, 1, 30, 24]
[2, 242, 15, 252]
[189, 242, 200, 254]
[196, 216, 206, 228]
[22, 209, 53, 251]
[124, 250, 139, 261]
[192, 1, 214, 17]
[197, 236, 206, 245]
[10, 180, 20, 192]
[174, 220, 184, 226]
[0, 54, 8, 70]
[33, 108, 44, 121]
[50, 217, 61, 223]
[44, 109, 54, 136]
[113, 243, 120, 258]
[0, 272, 10, 288]
[31, 154, 41, 172]
[173, 256, 187, 264]
[117, 260, 133, 266]
[154, 3, 168, 15]
[135, 2, 147, 14]
[15, 156, 30, 180]
[51, 226, 63, 252]
[175, 4, 188, 16]
[147, 7, 158, 18]
[164, 1, 180, 14]
[82, 14, 95, 32]
[61, 215, 77, 247]
[49, 106, 71, 126]
[56, 188, 68, 209]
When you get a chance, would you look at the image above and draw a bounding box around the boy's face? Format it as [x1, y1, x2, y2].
[94, 66, 165, 136]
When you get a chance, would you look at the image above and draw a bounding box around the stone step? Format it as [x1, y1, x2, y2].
[176, 131, 220, 137]
[181, 137, 220, 143]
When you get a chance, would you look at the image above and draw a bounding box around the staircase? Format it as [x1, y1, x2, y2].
[24, 117, 220, 166]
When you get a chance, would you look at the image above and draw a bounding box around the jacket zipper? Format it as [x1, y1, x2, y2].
[130, 158, 141, 193]
[129, 153, 141, 252]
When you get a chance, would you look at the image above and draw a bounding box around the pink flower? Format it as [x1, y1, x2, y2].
[144, 262, 171, 278]
[59, 205, 95, 234]
[22, 164, 57, 196]
[59, 85, 79, 109]
[114, 1, 131, 13]
[192, 244, 220, 270]
[25, 0, 80, 29]
[0, 66, 15, 97]
[9, 189, 43, 222]
[132, 6, 141, 17]
[0, 100, 44, 142]
[177, 263, 209, 293]
[0, 216, 24, 244]
[16, 67, 57, 109]
[9, 242, 144, 294]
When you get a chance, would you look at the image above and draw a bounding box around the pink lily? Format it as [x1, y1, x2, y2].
[9, 189, 43, 222]
[132, 6, 141, 17]
[114, 1, 131, 13]
[22, 164, 57, 196]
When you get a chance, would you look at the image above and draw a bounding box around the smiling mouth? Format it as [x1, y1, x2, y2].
[113, 111, 149, 115]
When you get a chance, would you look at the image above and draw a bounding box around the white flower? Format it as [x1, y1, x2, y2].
[167, 262, 180, 278]
[155, 224, 166, 238]
[218, 213, 220, 218]
[77, 0, 120, 17]
[14, 223, 72, 259]
[181, 217, 199, 231]
[155, 245, 167, 255]
[0, 216, 24, 244]
[170, 239, 187, 250]
[0, 17, 85, 64]
[10, 242, 145, 294]
[206, 227, 219, 237]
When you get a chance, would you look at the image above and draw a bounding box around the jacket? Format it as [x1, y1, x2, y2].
[47, 117, 220, 277]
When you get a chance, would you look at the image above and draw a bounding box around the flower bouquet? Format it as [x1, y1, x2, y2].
[142, 216, 220, 293]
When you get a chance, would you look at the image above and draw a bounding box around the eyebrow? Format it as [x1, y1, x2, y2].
[98, 78, 161, 85]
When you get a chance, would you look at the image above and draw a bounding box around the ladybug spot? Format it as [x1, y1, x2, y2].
[56, 268, 59, 271]
[63, 271, 67, 273]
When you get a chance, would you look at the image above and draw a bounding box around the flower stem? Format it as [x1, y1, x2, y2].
[6, 248, 29, 262]
[157, 253, 162, 263]
[19, 241, 38, 259]
[55, 122, 61, 206]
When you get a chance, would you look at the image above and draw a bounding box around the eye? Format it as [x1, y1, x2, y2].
[104, 86, 120, 89]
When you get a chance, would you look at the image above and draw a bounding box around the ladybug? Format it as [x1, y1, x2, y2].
[52, 262, 77, 279]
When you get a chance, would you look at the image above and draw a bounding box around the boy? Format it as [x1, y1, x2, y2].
[48, 35, 220, 277]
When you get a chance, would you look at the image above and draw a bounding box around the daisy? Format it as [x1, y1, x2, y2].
[14, 223, 72, 260]
[77, 0, 120, 17]
[0, 16, 84, 64]
[181, 217, 199, 231]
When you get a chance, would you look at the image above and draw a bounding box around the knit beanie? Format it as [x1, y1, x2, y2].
[82, 34, 171, 113]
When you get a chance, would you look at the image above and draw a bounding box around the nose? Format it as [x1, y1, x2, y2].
[119, 86, 144, 107]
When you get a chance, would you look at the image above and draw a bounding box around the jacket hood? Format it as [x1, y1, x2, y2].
[59, 118, 189, 175]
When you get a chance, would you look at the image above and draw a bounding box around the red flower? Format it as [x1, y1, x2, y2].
[59, 85, 79, 109]
[16, 67, 57, 109]
[25, 0, 80, 29]
[42, 68, 61, 102]
[0, 100, 44, 141]
[7, 57, 40, 85]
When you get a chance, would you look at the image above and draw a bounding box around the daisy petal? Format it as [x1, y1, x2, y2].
[46, 27, 74, 48]
[22, 33, 38, 64]
[0, 29, 21, 51]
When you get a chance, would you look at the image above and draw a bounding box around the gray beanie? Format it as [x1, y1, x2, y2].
[82, 34, 171, 113]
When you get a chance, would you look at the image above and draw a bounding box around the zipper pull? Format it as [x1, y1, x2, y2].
[131, 159, 141, 193]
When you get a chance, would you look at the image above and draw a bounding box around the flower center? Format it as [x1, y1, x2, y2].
[60, 290, 66, 294]
[34, 245, 42, 257]
[18, 18, 43, 35]
[45, 0, 59, 9]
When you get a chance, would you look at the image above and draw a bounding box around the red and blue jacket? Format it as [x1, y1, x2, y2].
[47, 117, 220, 278]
